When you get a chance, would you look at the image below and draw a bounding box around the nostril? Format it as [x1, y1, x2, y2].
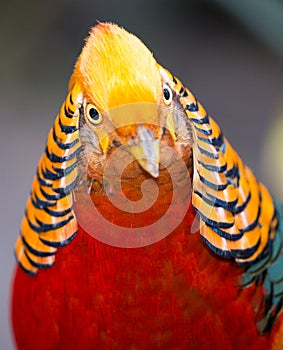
[112, 139, 121, 147]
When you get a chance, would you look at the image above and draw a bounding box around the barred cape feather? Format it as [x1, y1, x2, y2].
[15, 83, 83, 274]
[159, 67, 278, 265]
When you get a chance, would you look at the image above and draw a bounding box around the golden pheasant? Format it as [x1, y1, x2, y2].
[12, 23, 283, 349]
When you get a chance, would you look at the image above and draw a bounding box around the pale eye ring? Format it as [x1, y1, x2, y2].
[86, 104, 102, 125]
[163, 85, 173, 105]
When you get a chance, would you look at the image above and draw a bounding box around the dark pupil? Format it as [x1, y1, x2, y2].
[89, 107, 99, 120]
[164, 88, 171, 100]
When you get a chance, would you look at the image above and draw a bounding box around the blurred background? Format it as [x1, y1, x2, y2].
[1, 0, 282, 348]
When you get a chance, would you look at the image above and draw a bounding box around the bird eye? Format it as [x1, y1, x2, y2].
[163, 85, 173, 105]
[86, 104, 102, 125]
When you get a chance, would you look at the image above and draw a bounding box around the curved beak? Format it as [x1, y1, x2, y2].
[130, 125, 160, 178]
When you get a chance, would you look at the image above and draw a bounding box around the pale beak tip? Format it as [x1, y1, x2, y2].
[147, 164, 159, 178]
[138, 159, 159, 178]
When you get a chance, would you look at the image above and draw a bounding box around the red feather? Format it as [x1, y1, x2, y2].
[12, 202, 271, 349]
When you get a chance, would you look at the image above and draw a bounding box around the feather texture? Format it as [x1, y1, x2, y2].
[159, 66, 277, 265]
[15, 84, 83, 274]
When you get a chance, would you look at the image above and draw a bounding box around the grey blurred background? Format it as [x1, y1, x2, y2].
[1, 0, 282, 348]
